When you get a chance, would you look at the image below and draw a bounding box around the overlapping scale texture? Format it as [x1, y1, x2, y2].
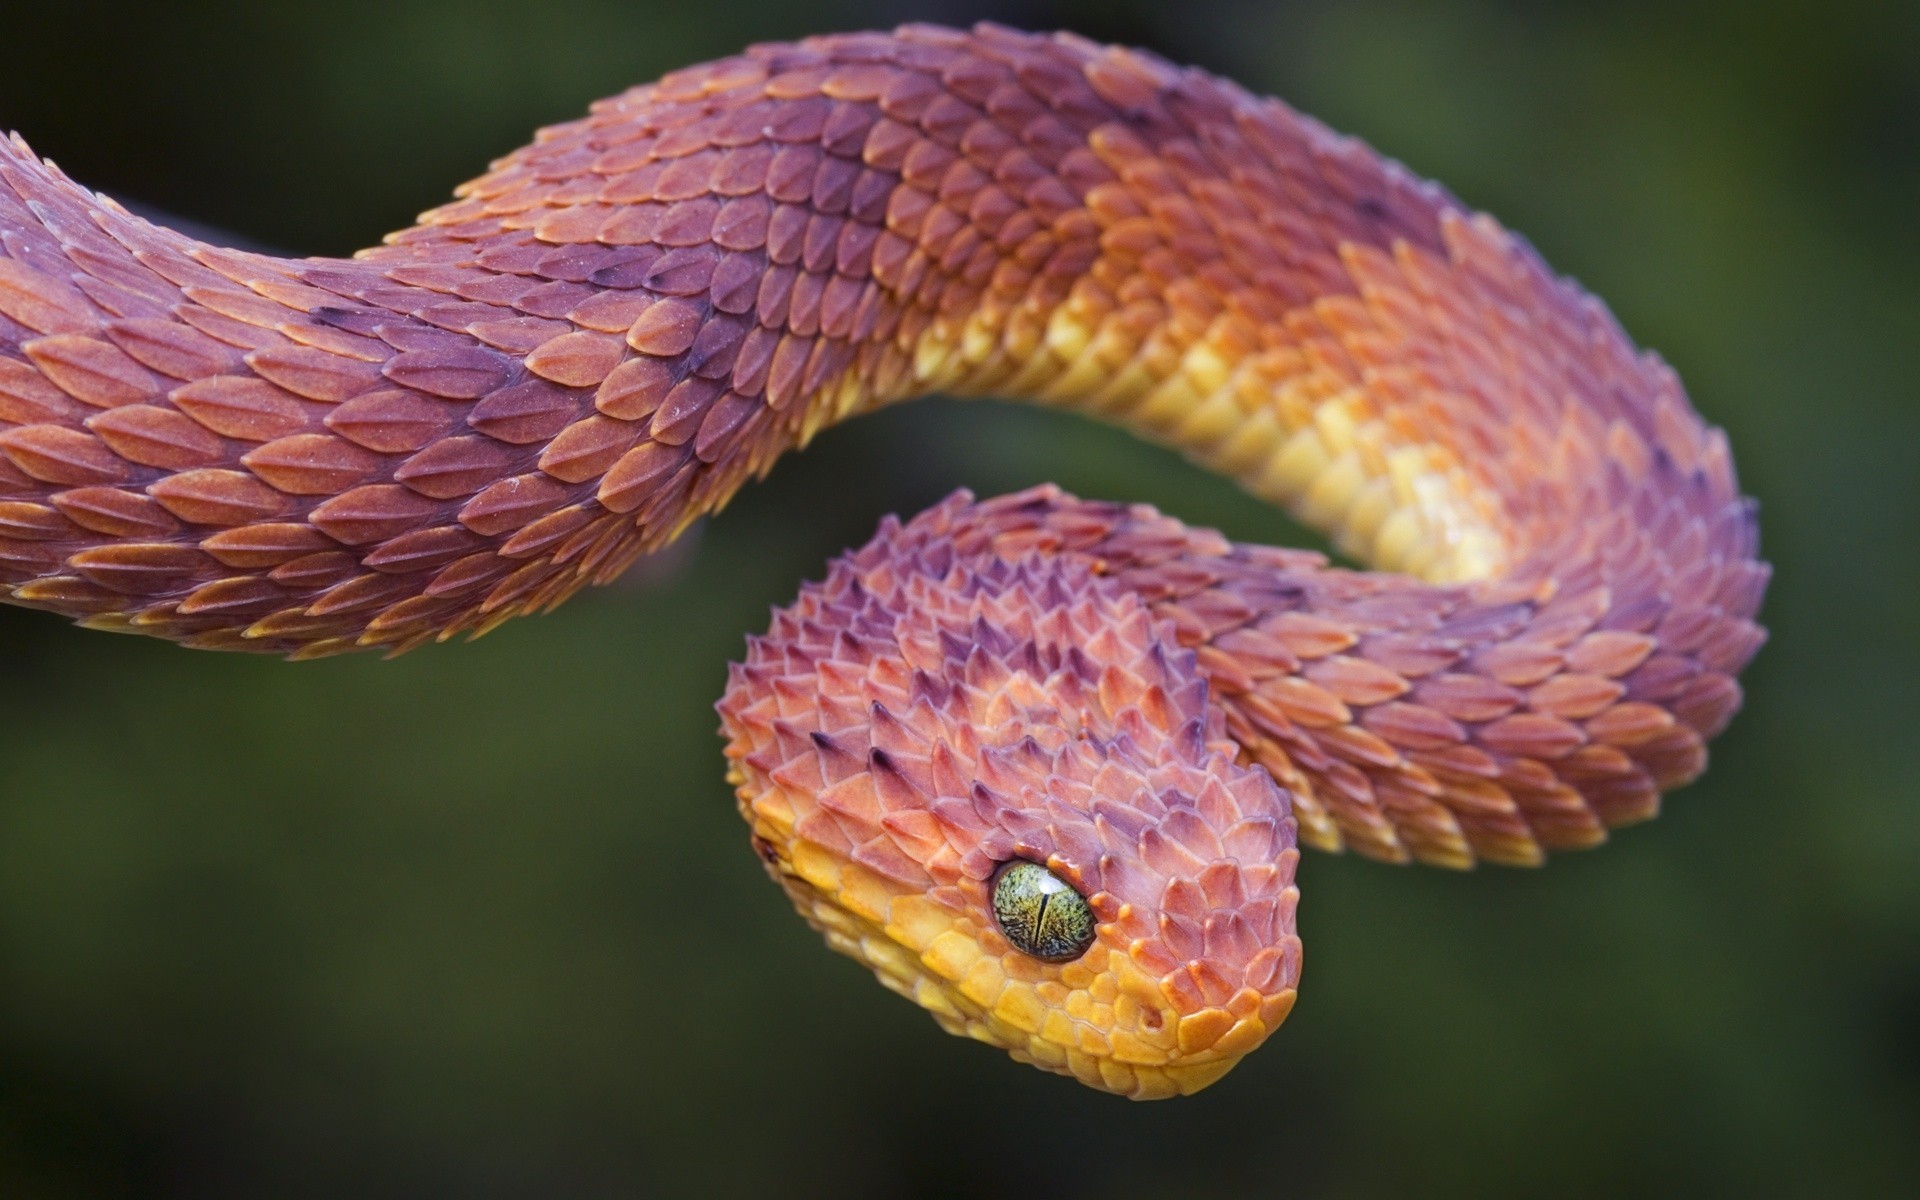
[0, 23, 1767, 1093]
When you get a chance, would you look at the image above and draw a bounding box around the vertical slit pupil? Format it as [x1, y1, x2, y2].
[992, 861, 1094, 962]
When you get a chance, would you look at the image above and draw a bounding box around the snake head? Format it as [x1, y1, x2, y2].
[718, 496, 1302, 1098]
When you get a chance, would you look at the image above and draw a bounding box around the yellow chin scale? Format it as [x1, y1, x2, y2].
[734, 779, 1295, 1099]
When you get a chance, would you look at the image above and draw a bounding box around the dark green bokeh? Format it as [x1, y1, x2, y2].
[0, 1, 1914, 1195]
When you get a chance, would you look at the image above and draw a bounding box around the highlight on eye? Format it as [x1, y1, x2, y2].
[992, 860, 1097, 963]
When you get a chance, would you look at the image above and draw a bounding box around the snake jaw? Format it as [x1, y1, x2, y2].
[719, 495, 1302, 1098]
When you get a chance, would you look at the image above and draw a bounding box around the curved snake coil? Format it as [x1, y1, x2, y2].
[0, 24, 1766, 1098]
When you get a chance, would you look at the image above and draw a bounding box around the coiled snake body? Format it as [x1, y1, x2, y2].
[0, 25, 1766, 1098]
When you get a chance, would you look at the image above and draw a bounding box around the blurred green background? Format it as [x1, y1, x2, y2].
[0, 1, 1914, 1195]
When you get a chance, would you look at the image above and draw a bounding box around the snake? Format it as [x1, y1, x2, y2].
[0, 24, 1767, 1099]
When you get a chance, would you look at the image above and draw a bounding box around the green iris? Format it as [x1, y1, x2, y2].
[991, 861, 1096, 962]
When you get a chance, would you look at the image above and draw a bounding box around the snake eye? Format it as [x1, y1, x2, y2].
[992, 861, 1096, 962]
